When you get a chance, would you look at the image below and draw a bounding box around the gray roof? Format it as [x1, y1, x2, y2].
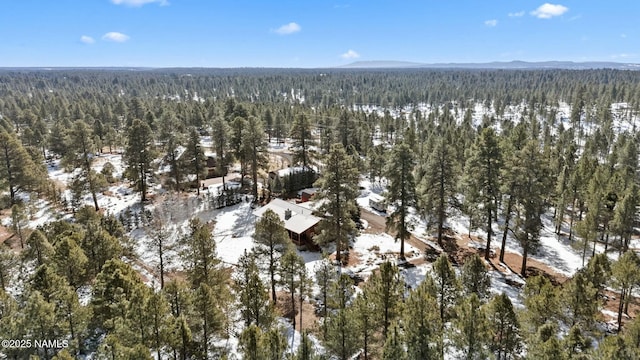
[253, 198, 321, 234]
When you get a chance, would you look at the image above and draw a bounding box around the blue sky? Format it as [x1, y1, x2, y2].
[0, 0, 637, 67]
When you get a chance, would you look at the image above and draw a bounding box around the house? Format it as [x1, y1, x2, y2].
[205, 156, 217, 178]
[253, 198, 321, 248]
[268, 166, 317, 194]
[297, 187, 318, 203]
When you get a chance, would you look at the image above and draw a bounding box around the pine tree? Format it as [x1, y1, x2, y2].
[403, 275, 440, 360]
[612, 251, 640, 331]
[254, 209, 291, 302]
[185, 126, 207, 195]
[10, 203, 27, 249]
[146, 292, 171, 359]
[24, 290, 57, 360]
[0, 130, 41, 205]
[451, 293, 489, 360]
[595, 335, 630, 360]
[352, 290, 377, 360]
[279, 249, 305, 330]
[382, 322, 406, 360]
[290, 113, 317, 169]
[234, 250, 275, 329]
[145, 205, 177, 289]
[522, 275, 559, 334]
[526, 323, 565, 360]
[261, 327, 288, 360]
[91, 259, 146, 331]
[0, 244, 17, 291]
[239, 324, 264, 360]
[314, 143, 360, 263]
[296, 330, 319, 360]
[211, 115, 232, 185]
[611, 184, 639, 253]
[24, 229, 54, 267]
[487, 293, 521, 360]
[315, 255, 338, 337]
[561, 270, 598, 328]
[157, 113, 185, 191]
[418, 136, 457, 246]
[462, 127, 502, 260]
[431, 253, 459, 358]
[323, 274, 357, 359]
[243, 115, 267, 199]
[384, 142, 417, 259]
[180, 218, 220, 288]
[563, 324, 592, 359]
[52, 233, 88, 289]
[194, 282, 227, 357]
[124, 119, 157, 202]
[368, 261, 404, 339]
[64, 120, 101, 210]
[460, 254, 491, 300]
[513, 140, 549, 277]
[55, 284, 90, 356]
[163, 280, 194, 360]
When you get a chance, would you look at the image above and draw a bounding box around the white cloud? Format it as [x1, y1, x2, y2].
[621, 33, 627, 38]
[611, 53, 635, 59]
[80, 35, 95, 44]
[102, 32, 130, 42]
[531, 3, 569, 19]
[340, 49, 360, 59]
[111, 0, 168, 6]
[274, 22, 301, 35]
[508, 11, 525, 17]
[484, 19, 498, 27]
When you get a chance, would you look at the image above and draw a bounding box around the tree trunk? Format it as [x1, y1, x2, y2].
[485, 207, 492, 260]
[500, 195, 514, 263]
[618, 287, 626, 332]
[521, 235, 528, 278]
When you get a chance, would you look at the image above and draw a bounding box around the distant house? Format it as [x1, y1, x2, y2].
[205, 156, 217, 178]
[268, 166, 317, 195]
[253, 198, 321, 248]
[297, 188, 318, 203]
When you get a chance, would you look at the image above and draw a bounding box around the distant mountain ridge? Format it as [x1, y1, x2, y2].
[339, 60, 640, 70]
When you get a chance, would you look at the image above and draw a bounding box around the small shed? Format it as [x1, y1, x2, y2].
[298, 188, 318, 203]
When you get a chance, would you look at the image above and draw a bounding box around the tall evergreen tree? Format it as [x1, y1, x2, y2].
[243, 115, 267, 199]
[324, 274, 358, 358]
[451, 293, 489, 360]
[185, 126, 207, 196]
[513, 140, 549, 277]
[290, 113, 316, 169]
[279, 249, 305, 330]
[382, 322, 407, 360]
[418, 136, 457, 246]
[254, 209, 291, 302]
[403, 275, 440, 360]
[460, 254, 491, 300]
[368, 261, 404, 340]
[462, 127, 502, 260]
[234, 250, 275, 329]
[487, 293, 521, 360]
[0, 130, 41, 205]
[384, 142, 417, 259]
[612, 250, 640, 331]
[313, 143, 360, 263]
[64, 120, 101, 211]
[124, 119, 157, 202]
